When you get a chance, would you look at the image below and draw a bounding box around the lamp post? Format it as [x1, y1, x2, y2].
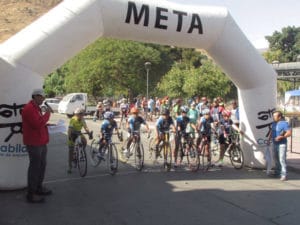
[145, 62, 151, 101]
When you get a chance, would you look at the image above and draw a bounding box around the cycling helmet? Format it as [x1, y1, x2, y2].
[161, 108, 170, 115]
[74, 108, 85, 115]
[181, 106, 189, 113]
[103, 99, 110, 106]
[104, 111, 114, 119]
[222, 110, 231, 117]
[130, 107, 139, 114]
[202, 108, 210, 115]
[122, 98, 127, 103]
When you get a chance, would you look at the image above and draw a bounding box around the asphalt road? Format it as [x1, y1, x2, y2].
[1, 113, 300, 225]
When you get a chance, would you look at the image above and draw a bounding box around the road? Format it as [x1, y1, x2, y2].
[1, 113, 300, 225]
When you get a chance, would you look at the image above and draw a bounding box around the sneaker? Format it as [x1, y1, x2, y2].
[280, 176, 287, 181]
[36, 187, 53, 196]
[26, 194, 45, 203]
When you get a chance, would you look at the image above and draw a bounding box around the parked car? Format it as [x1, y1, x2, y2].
[43, 98, 61, 112]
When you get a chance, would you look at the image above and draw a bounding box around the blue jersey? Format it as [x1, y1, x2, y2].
[219, 118, 233, 135]
[128, 116, 146, 132]
[156, 116, 174, 133]
[271, 120, 290, 145]
[101, 119, 117, 140]
[199, 117, 214, 135]
[176, 115, 190, 133]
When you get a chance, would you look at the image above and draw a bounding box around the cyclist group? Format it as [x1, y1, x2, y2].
[67, 95, 243, 174]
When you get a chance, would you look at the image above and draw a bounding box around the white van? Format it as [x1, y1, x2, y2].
[58, 93, 88, 117]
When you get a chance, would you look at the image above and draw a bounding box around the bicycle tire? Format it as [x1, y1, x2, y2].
[186, 144, 200, 172]
[89, 139, 101, 167]
[199, 143, 210, 171]
[163, 143, 172, 172]
[134, 143, 144, 171]
[107, 143, 118, 175]
[174, 141, 184, 167]
[77, 145, 87, 177]
[229, 144, 244, 169]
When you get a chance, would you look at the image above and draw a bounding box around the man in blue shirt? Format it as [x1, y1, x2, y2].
[268, 111, 291, 181]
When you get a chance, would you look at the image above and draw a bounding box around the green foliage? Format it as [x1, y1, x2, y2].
[266, 26, 300, 62]
[157, 59, 232, 99]
[45, 38, 173, 99]
[44, 39, 235, 101]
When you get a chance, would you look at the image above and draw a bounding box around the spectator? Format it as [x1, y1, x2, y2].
[22, 88, 53, 203]
[230, 100, 240, 126]
[268, 111, 291, 181]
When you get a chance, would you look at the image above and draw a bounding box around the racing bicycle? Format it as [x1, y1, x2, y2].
[89, 133, 120, 175]
[72, 131, 93, 177]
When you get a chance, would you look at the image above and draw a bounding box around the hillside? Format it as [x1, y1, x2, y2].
[0, 0, 62, 43]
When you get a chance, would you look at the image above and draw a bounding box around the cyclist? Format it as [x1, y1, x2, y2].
[155, 108, 176, 160]
[67, 108, 92, 174]
[93, 101, 103, 121]
[214, 109, 242, 166]
[197, 108, 214, 167]
[119, 98, 130, 121]
[98, 111, 121, 159]
[103, 99, 111, 112]
[123, 107, 150, 157]
[174, 106, 197, 166]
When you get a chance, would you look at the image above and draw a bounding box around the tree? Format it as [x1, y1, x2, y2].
[265, 26, 300, 62]
[47, 38, 173, 99]
[157, 59, 232, 100]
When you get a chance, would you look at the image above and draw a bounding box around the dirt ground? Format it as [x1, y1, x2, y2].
[0, 0, 61, 43]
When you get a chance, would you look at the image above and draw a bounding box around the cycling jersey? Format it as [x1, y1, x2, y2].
[199, 116, 214, 135]
[176, 115, 190, 134]
[128, 116, 146, 132]
[219, 118, 233, 135]
[68, 116, 87, 146]
[156, 116, 174, 133]
[101, 119, 118, 140]
[120, 103, 129, 114]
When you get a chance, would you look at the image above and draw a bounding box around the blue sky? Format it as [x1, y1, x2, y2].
[169, 0, 300, 49]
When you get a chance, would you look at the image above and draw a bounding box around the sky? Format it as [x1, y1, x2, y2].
[169, 0, 300, 49]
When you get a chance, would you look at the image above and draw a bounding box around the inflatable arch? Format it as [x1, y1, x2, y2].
[0, 0, 276, 189]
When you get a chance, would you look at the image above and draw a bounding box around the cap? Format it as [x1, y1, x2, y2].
[32, 89, 45, 97]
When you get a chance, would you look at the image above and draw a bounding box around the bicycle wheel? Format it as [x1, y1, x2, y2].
[163, 143, 172, 171]
[134, 143, 144, 171]
[107, 143, 118, 175]
[186, 144, 200, 172]
[89, 139, 101, 167]
[229, 145, 244, 169]
[77, 144, 87, 177]
[199, 144, 210, 171]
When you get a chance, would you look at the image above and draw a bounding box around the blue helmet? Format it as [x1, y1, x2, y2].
[104, 111, 114, 119]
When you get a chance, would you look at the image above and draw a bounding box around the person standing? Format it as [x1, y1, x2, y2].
[268, 111, 291, 181]
[22, 89, 53, 203]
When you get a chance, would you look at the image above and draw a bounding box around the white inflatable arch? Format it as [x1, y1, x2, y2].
[0, 0, 276, 189]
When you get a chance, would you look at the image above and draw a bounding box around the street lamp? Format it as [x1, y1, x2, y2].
[144, 62, 151, 101]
